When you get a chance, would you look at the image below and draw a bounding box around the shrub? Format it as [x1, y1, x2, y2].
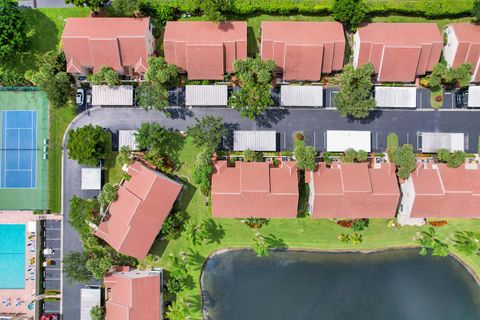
[386, 133, 399, 160]
[351, 219, 369, 232]
[192, 149, 213, 195]
[90, 305, 105, 320]
[97, 183, 119, 207]
[392, 144, 416, 180]
[295, 145, 317, 171]
[295, 132, 304, 141]
[337, 220, 353, 228]
[428, 220, 449, 227]
[435, 95, 443, 102]
[88, 67, 120, 86]
[161, 210, 189, 241]
[242, 217, 270, 229]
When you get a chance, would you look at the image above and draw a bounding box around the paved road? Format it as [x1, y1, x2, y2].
[19, 0, 74, 8]
[61, 106, 480, 319]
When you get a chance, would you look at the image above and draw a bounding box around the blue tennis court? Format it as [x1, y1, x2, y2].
[0, 111, 37, 189]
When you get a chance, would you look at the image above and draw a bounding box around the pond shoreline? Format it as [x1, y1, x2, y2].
[200, 245, 480, 319]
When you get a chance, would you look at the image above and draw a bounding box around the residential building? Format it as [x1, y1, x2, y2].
[163, 21, 247, 80]
[353, 23, 443, 82]
[104, 267, 163, 320]
[307, 162, 400, 218]
[95, 161, 182, 260]
[261, 21, 345, 81]
[211, 161, 299, 218]
[444, 23, 480, 83]
[399, 162, 480, 219]
[61, 17, 155, 77]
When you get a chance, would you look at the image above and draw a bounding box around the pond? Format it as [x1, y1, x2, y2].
[201, 249, 480, 320]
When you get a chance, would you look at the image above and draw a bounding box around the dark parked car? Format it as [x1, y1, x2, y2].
[455, 89, 467, 108]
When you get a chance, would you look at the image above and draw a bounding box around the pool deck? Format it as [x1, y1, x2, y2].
[0, 211, 61, 319]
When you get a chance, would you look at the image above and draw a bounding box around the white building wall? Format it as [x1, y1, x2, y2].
[308, 172, 315, 214]
[443, 26, 459, 68]
[146, 23, 156, 56]
[399, 177, 416, 217]
[353, 32, 361, 68]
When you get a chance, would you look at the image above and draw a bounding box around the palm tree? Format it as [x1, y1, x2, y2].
[452, 231, 480, 256]
[417, 227, 449, 257]
[165, 298, 189, 320]
[185, 220, 207, 246]
[252, 233, 269, 257]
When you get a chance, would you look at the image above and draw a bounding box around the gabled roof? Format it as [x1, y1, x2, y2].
[261, 21, 345, 80]
[104, 268, 161, 320]
[310, 162, 400, 218]
[447, 23, 480, 82]
[211, 161, 299, 218]
[96, 162, 182, 259]
[61, 17, 152, 74]
[163, 21, 247, 80]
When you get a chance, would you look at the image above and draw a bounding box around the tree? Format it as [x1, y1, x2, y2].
[229, 57, 276, 119]
[88, 67, 120, 86]
[340, 148, 358, 163]
[112, 0, 140, 16]
[0, 0, 27, 61]
[145, 57, 178, 86]
[417, 227, 449, 257]
[86, 256, 113, 279]
[192, 149, 213, 195]
[42, 72, 72, 108]
[332, 0, 366, 32]
[185, 219, 207, 246]
[90, 305, 105, 320]
[186, 116, 227, 150]
[392, 144, 416, 180]
[167, 252, 189, 294]
[356, 149, 368, 162]
[69, 196, 99, 236]
[436, 149, 466, 168]
[160, 210, 189, 241]
[136, 123, 171, 150]
[65, 0, 109, 12]
[427, 62, 472, 88]
[116, 146, 132, 167]
[165, 298, 190, 320]
[68, 125, 109, 166]
[201, 0, 232, 21]
[136, 81, 169, 111]
[252, 233, 269, 257]
[244, 148, 263, 162]
[334, 64, 375, 119]
[62, 251, 93, 284]
[474, 0, 480, 23]
[295, 145, 317, 171]
[97, 183, 119, 207]
[452, 231, 480, 256]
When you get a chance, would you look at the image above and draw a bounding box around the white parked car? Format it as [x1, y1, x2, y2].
[76, 89, 85, 106]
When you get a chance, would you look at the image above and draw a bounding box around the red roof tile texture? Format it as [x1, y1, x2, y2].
[163, 21, 247, 80]
[96, 161, 182, 260]
[261, 22, 345, 81]
[446, 23, 480, 82]
[355, 23, 443, 82]
[406, 163, 480, 218]
[309, 162, 400, 218]
[61, 18, 154, 74]
[104, 269, 161, 320]
[211, 161, 299, 218]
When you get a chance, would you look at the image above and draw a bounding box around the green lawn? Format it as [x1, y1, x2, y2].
[430, 86, 444, 109]
[150, 137, 480, 317]
[49, 103, 76, 213]
[372, 15, 472, 29]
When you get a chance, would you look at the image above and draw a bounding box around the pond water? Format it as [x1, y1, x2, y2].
[201, 249, 480, 320]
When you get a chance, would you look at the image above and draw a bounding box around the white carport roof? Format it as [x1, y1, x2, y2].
[326, 130, 371, 152]
[375, 87, 416, 108]
[81, 168, 102, 190]
[91, 85, 134, 106]
[185, 85, 228, 106]
[80, 288, 101, 320]
[119, 130, 138, 151]
[234, 131, 277, 151]
[468, 86, 480, 108]
[420, 132, 464, 153]
[280, 85, 323, 107]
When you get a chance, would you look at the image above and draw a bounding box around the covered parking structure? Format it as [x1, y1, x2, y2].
[468, 86, 480, 108]
[326, 130, 371, 152]
[280, 85, 323, 107]
[234, 130, 277, 151]
[119, 130, 138, 150]
[91, 85, 134, 106]
[374, 86, 416, 108]
[80, 287, 101, 320]
[418, 132, 465, 153]
[185, 85, 228, 106]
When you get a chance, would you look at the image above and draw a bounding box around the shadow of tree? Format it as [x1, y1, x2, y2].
[222, 122, 240, 151]
[149, 238, 169, 258]
[346, 109, 383, 125]
[175, 179, 196, 212]
[265, 233, 288, 249]
[203, 218, 225, 245]
[165, 107, 194, 120]
[255, 108, 290, 128]
[186, 248, 206, 272]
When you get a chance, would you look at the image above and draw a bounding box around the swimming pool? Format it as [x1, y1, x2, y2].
[0, 224, 26, 289]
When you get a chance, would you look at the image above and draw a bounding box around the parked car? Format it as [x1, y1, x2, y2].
[76, 88, 85, 106]
[86, 92, 92, 105]
[455, 89, 467, 108]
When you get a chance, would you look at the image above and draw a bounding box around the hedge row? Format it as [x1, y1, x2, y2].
[150, 0, 474, 19]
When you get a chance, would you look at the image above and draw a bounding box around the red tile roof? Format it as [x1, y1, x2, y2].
[405, 163, 480, 218]
[261, 22, 345, 81]
[446, 23, 480, 82]
[96, 161, 182, 260]
[104, 268, 162, 320]
[211, 161, 299, 218]
[163, 21, 247, 80]
[309, 162, 400, 218]
[355, 23, 442, 82]
[61, 18, 154, 74]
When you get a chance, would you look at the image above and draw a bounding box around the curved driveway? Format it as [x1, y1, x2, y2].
[61, 106, 480, 319]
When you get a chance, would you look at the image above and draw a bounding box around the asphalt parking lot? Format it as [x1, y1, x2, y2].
[42, 220, 61, 314]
